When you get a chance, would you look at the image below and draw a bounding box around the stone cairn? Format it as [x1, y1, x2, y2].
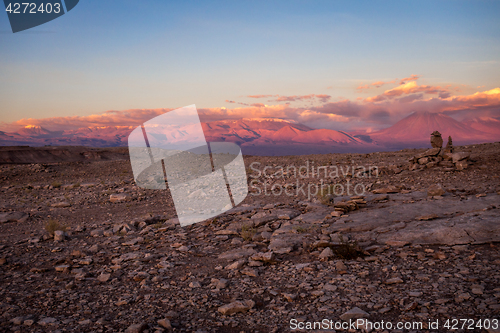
[408, 131, 471, 171]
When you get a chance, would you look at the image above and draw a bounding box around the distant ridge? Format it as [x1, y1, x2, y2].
[1, 113, 498, 155]
[369, 111, 497, 147]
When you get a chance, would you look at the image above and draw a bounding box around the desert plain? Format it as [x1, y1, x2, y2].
[0, 142, 499, 332]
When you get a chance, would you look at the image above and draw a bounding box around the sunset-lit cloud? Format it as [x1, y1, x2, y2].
[2, 79, 499, 134]
[356, 79, 397, 92]
[399, 74, 420, 85]
[382, 81, 449, 98]
[5, 108, 173, 132]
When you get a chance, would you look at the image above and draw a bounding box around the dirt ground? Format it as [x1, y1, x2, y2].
[0, 142, 499, 332]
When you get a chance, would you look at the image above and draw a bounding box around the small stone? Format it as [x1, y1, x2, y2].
[372, 186, 399, 194]
[340, 307, 369, 321]
[23, 319, 35, 326]
[218, 300, 255, 315]
[110, 193, 129, 203]
[177, 245, 189, 252]
[323, 284, 337, 291]
[248, 260, 263, 266]
[241, 268, 259, 277]
[38, 317, 58, 325]
[378, 307, 392, 314]
[225, 260, 245, 270]
[125, 323, 147, 333]
[54, 230, 65, 241]
[79, 257, 93, 265]
[456, 159, 469, 170]
[283, 293, 297, 302]
[158, 318, 172, 330]
[165, 311, 178, 319]
[250, 251, 275, 262]
[189, 281, 201, 288]
[214, 278, 228, 289]
[335, 260, 347, 272]
[11, 317, 25, 325]
[330, 211, 342, 217]
[55, 264, 69, 272]
[416, 214, 439, 221]
[385, 277, 404, 284]
[51, 201, 71, 208]
[97, 273, 111, 282]
[471, 285, 484, 295]
[319, 247, 334, 259]
[428, 184, 445, 196]
[451, 152, 470, 163]
[90, 229, 104, 237]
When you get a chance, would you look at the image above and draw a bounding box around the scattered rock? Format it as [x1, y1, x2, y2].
[97, 273, 111, 282]
[428, 184, 445, 196]
[319, 247, 334, 259]
[110, 193, 129, 203]
[0, 211, 29, 223]
[218, 300, 255, 315]
[38, 317, 58, 326]
[51, 201, 71, 208]
[386, 277, 404, 284]
[250, 251, 275, 263]
[340, 307, 369, 320]
[124, 323, 147, 333]
[53, 230, 66, 241]
[158, 318, 172, 330]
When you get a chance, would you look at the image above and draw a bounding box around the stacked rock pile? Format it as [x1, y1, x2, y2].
[408, 131, 472, 171]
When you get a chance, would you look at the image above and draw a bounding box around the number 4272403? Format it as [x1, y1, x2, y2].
[5, 2, 61, 14]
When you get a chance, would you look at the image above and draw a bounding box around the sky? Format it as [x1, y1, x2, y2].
[1, 0, 499, 132]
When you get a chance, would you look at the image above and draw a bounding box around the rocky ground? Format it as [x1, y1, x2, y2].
[0, 142, 499, 332]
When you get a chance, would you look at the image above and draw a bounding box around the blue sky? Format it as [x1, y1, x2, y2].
[1, 0, 499, 128]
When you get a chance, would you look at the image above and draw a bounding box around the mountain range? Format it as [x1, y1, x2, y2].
[1, 112, 499, 155]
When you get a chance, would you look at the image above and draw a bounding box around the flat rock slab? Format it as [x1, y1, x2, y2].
[218, 247, 256, 261]
[269, 223, 315, 253]
[0, 211, 29, 223]
[294, 208, 331, 224]
[329, 192, 500, 246]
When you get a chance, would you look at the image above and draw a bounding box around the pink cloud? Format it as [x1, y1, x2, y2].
[379, 81, 450, 99]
